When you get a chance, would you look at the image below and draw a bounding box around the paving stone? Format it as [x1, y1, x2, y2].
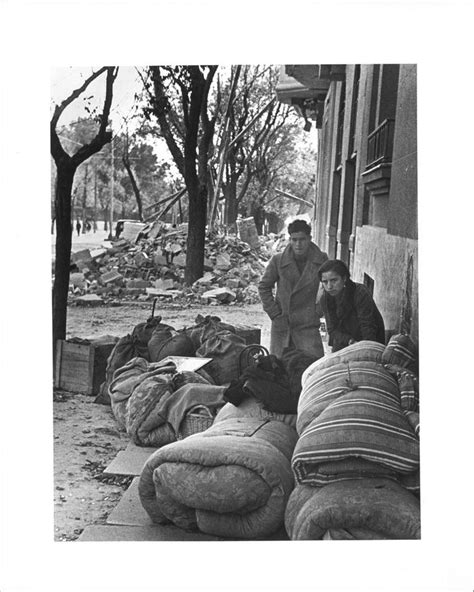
[78, 524, 220, 541]
[104, 442, 157, 476]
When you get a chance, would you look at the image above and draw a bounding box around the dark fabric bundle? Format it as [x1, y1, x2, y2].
[281, 348, 320, 400]
[196, 331, 247, 385]
[149, 331, 196, 362]
[133, 315, 174, 346]
[186, 314, 236, 350]
[224, 355, 297, 414]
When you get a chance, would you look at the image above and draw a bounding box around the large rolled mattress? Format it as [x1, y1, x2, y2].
[294, 345, 419, 489]
[285, 478, 421, 540]
[138, 404, 298, 539]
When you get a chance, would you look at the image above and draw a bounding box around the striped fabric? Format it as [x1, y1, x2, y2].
[292, 389, 419, 486]
[297, 360, 400, 435]
[384, 364, 419, 411]
[301, 341, 386, 386]
[382, 334, 418, 372]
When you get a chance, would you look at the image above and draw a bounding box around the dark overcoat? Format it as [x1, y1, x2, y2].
[258, 242, 328, 358]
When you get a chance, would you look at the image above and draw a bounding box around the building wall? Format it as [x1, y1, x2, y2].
[353, 225, 418, 343]
[388, 64, 417, 239]
[311, 63, 418, 344]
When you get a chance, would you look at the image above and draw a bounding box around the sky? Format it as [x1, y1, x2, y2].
[51, 66, 143, 130]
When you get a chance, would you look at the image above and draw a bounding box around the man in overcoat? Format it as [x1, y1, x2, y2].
[258, 219, 328, 358]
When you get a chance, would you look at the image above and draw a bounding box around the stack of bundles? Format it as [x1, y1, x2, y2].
[109, 357, 226, 447]
[98, 314, 249, 405]
[138, 398, 298, 539]
[285, 336, 420, 540]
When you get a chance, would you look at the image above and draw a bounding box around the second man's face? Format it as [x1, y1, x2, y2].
[289, 232, 311, 258]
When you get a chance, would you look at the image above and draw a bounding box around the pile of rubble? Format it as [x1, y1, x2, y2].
[64, 219, 282, 307]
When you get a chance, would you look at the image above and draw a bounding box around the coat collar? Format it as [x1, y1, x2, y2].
[280, 242, 327, 268]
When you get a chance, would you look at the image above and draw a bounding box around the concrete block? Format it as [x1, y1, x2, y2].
[134, 251, 150, 266]
[70, 272, 85, 288]
[173, 254, 187, 268]
[126, 279, 151, 289]
[153, 253, 168, 267]
[71, 249, 92, 263]
[101, 270, 123, 284]
[76, 294, 103, 306]
[203, 258, 214, 271]
[202, 287, 236, 303]
[225, 278, 240, 290]
[90, 247, 107, 259]
[154, 278, 174, 290]
[193, 272, 215, 286]
[215, 253, 232, 270]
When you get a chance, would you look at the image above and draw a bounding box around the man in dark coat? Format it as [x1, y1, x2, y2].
[258, 219, 328, 358]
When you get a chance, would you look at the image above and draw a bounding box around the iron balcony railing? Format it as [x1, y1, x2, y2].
[366, 118, 395, 169]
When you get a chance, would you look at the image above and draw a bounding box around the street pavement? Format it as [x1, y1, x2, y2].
[51, 229, 112, 258]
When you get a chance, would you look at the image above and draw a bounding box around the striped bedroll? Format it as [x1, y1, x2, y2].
[297, 360, 400, 435]
[292, 388, 419, 486]
[384, 363, 419, 411]
[382, 334, 418, 372]
[301, 341, 386, 386]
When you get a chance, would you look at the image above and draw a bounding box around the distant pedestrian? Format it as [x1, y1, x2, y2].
[318, 259, 385, 352]
[76, 220, 81, 237]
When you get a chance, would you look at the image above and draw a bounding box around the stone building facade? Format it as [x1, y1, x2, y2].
[276, 64, 418, 343]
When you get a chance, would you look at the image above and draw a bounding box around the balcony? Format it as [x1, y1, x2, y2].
[365, 118, 395, 169]
[362, 119, 396, 227]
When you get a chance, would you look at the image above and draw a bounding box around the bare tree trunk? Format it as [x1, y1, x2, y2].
[122, 156, 143, 220]
[81, 163, 89, 232]
[52, 163, 76, 356]
[185, 182, 207, 284]
[223, 180, 239, 225]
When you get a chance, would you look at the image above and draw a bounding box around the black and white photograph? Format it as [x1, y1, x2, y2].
[2, 1, 473, 592]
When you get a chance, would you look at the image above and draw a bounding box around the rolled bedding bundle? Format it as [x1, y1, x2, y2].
[138, 401, 298, 539]
[285, 478, 421, 540]
[294, 341, 420, 491]
[108, 357, 224, 447]
[292, 386, 419, 489]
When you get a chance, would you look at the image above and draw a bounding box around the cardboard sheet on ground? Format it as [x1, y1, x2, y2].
[159, 356, 213, 372]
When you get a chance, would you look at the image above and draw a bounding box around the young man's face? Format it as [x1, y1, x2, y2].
[289, 231, 311, 258]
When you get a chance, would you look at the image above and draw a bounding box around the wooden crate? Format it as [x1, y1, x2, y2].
[55, 339, 116, 395]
